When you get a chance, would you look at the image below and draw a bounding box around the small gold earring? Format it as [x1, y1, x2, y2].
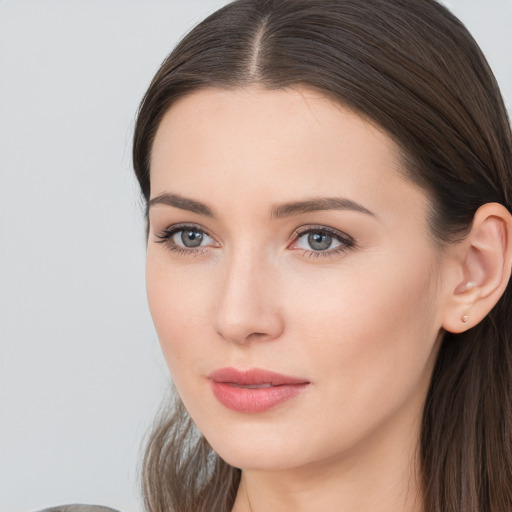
[461, 314, 468, 323]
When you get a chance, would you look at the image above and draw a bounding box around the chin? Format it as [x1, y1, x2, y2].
[200, 421, 323, 472]
[213, 442, 306, 472]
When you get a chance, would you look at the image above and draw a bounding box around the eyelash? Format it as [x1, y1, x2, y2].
[155, 224, 356, 258]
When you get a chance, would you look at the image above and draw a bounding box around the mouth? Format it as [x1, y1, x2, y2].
[231, 383, 273, 389]
[208, 367, 310, 413]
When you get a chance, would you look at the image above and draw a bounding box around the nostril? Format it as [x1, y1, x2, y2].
[247, 332, 269, 340]
[216, 330, 269, 344]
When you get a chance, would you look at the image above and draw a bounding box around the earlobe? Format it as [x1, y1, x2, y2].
[442, 203, 512, 334]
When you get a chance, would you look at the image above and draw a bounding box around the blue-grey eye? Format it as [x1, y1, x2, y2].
[182, 230, 203, 247]
[308, 231, 333, 251]
[173, 228, 212, 248]
[294, 228, 346, 252]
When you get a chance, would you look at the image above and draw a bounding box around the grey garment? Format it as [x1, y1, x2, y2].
[36, 506, 122, 512]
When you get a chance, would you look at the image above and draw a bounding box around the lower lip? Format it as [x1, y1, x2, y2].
[209, 381, 309, 413]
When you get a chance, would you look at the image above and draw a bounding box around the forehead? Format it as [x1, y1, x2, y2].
[152, 86, 396, 154]
[152, 87, 399, 182]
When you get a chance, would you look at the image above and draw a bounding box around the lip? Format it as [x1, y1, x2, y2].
[208, 367, 310, 414]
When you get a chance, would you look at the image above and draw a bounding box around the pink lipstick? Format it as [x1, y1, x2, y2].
[208, 367, 310, 413]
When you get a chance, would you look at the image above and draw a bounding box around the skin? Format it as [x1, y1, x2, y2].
[146, 87, 460, 512]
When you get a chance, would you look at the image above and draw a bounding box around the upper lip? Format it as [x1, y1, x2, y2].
[208, 367, 310, 386]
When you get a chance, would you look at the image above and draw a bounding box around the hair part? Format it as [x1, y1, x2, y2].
[133, 1, 512, 511]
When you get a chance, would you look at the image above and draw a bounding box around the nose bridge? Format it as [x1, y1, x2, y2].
[214, 242, 283, 344]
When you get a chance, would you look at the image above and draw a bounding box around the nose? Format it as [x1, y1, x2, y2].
[213, 249, 284, 344]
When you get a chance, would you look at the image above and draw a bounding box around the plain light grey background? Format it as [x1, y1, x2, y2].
[0, 1, 511, 512]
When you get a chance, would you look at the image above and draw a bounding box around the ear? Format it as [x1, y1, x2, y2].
[442, 203, 512, 333]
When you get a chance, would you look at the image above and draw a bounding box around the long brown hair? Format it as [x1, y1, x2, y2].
[132, 1, 512, 511]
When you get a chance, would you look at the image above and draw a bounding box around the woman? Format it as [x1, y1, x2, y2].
[39, 0, 512, 511]
[131, 0, 512, 511]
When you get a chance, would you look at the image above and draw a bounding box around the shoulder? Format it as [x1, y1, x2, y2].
[35, 506, 122, 512]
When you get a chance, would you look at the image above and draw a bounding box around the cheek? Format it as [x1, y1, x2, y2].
[286, 251, 440, 415]
[146, 255, 227, 432]
[286, 250, 438, 344]
[145, 254, 213, 371]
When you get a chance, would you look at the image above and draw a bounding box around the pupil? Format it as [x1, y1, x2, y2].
[181, 230, 203, 248]
[308, 231, 332, 251]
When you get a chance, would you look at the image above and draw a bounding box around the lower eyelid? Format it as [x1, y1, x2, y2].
[298, 247, 348, 259]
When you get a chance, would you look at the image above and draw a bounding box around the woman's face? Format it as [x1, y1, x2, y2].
[146, 87, 449, 471]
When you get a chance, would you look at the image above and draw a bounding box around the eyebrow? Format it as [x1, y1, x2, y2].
[148, 192, 375, 219]
[148, 192, 215, 217]
[270, 197, 376, 219]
